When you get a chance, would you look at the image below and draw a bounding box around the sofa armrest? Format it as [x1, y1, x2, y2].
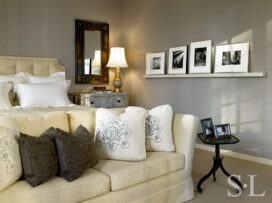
[172, 113, 199, 171]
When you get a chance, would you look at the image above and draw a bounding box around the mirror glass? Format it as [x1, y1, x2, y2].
[84, 31, 101, 75]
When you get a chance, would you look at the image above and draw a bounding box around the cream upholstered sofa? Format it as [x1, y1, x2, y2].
[0, 109, 198, 203]
[0, 56, 198, 203]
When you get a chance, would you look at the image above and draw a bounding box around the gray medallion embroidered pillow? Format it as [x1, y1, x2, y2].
[0, 127, 22, 192]
[18, 133, 58, 187]
[54, 127, 97, 181]
[126, 104, 175, 152]
[95, 108, 146, 161]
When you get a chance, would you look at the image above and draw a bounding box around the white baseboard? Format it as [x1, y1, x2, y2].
[195, 143, 272, 166]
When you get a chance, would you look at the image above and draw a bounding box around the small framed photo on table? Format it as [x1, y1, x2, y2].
[214, 124, 231, 138]
[214, 42, 249, 73]
[146, 52, 165, 75]
[189, 40, 212, 74]
[200, 118, 215, 137]
[168, 46, 187, 74]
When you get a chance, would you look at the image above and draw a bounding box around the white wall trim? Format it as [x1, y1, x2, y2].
[195, 143, 272, 166]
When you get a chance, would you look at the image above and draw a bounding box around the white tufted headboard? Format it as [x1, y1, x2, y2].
[0, 56, 65, 76]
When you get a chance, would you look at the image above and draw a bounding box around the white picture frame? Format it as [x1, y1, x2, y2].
[214, 42, 249, 73]
[168, 46, 187, 74]
[146, 52, 165, 75]
[189, 40, 212, 74]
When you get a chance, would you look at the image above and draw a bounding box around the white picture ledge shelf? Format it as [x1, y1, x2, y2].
[143, 72, 267, 79]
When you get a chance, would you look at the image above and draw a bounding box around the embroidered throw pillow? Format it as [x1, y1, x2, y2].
[0, 127, 22, 192]
[126, 104, 175, 152]
[95, 108, 146, 161]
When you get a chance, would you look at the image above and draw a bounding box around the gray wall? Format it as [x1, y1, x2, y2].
[0, 0, 124, 91]
[1, 0, 272, 159]
[122, 0, 272, 159]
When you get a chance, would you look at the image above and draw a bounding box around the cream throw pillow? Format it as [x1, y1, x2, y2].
[0, 82, 13, 110]
[0, 127, 22, 192]
[95, 108, 146, 161]
[126, 105, 175, 152]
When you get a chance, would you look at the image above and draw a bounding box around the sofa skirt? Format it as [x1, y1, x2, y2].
[81, 169, 194, 203]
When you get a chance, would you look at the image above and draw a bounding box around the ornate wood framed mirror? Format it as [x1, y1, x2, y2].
[75, 19, 109, 84]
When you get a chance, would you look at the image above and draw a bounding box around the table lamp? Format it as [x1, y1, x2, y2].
[91, 50, 101, 75]
[106, 47, 128, 92]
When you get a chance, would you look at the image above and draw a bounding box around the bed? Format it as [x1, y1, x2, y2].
[0, 56, 91, 116]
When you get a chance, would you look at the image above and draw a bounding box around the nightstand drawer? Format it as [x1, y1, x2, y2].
[81, 92, 128, 108]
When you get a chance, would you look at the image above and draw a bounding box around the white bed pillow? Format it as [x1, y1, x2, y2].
[95, 108, 146, 161]
[25, 72, 70, 91]
[15, 81, 71, 108]
[0, 82, 13, 110]
[0, 72, 26, 84]
[0, 126, 22, 192]
[126, 104, 175, 152]
[25, 72, 65, 83]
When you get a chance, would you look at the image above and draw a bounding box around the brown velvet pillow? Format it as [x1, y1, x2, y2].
[54, 126, 98, 181]
[18, 133, 58, 187]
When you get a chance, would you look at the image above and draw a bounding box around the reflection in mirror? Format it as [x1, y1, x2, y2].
[84, 31, 101, 75]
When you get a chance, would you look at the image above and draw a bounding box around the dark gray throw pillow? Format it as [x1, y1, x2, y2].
[40, 127, 60, 175]
[40, 127, 58, 142]
[73, 125, 98, 168]
[54, 126, 98, 181]
[18, 133, 58, 187]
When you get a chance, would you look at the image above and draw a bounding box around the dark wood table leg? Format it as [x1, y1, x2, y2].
[213, 171, 216, 181]
[219, 160, 243, 190]
[197, 144, 243, 193]
[197, 145, 222, 193]
[197, 161, 217, 193]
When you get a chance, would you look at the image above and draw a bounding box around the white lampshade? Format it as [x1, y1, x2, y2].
[106, 47, 128, 68]
[92, 50, 101, 68]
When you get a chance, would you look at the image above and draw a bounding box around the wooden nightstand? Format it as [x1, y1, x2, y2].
[71, 92, 128, 108]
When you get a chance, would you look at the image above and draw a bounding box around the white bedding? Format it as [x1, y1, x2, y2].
[0, 105, 126, 118]
[0, 105, 92, 117]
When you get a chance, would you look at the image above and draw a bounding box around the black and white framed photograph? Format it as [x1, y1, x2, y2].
[168, 46, 187, 74]
[200, 118, 215, 137]
[189, 40, 212, 73]
[214, 42, 249, 73]
[146, 52, 165, 75]
[214, 124, 231, 138]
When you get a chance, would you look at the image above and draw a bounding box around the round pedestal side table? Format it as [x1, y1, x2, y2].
[197, 133, 243, 193]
